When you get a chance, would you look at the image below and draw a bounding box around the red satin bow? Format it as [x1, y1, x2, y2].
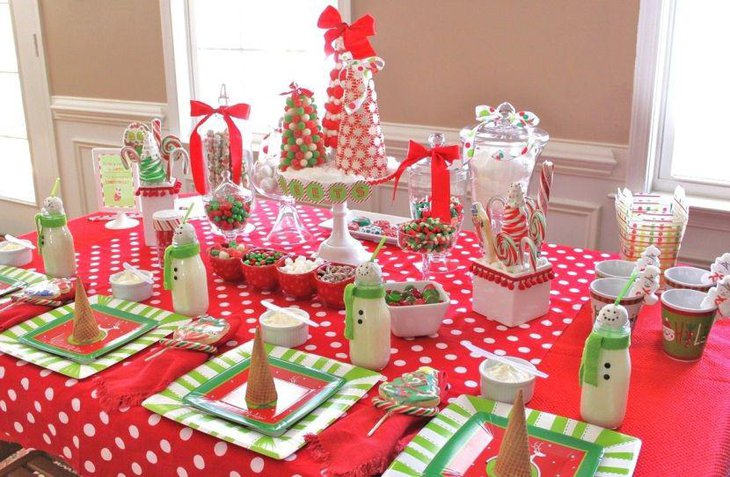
[392, 141, 461, 223]
[189, 100, 250, 195]
[280, 82, 313, 98]
[317, 6, 376, 58]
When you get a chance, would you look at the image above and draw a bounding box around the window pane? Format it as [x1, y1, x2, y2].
[0, 137, 34, 203]
[0, 4, 18, 73]
[191, 0, 335, 133]
[666, 1, 730, 185]
[0, 72, 28, 138]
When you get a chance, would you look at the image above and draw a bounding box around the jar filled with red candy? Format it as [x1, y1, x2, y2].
[203, 170, 253, 241]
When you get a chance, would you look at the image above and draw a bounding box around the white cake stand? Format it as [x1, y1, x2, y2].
[318, 201, 371, 265]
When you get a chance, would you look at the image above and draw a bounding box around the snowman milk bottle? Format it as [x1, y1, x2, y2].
[163, 223, 209, 316]
[344, 260, 391, 370]
[35, 195, 76, 278]
[579, 303, 631, 428]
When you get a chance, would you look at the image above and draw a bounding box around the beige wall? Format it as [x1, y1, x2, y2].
[40, 0, 166, 102]
[40, 0, 639, 142]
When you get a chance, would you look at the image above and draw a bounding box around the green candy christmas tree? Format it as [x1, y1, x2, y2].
[279, 84, 327, 171]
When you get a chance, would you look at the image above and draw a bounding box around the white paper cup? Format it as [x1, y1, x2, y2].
[595, 260, 635, 279]
[110, 270, 154, 302]
[259, 309, 309, 348]
[589, 277, 644, 328]
[664, 266, 713, 292]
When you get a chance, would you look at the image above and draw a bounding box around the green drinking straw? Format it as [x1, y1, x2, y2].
[615, 270, 639, 305]
[49, 178, 60, 197]
[182, 203, 195, 224]
[370, 236, 387, 262]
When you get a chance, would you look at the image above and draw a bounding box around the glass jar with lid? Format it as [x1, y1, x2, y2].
[461, 102, 549, 213]
[404, 132, 469, 276]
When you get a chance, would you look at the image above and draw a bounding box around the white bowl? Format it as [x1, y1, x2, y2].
[479, 357, 536, 404]
[664, 266, 712, 292]
[589, 277, 644, 328]
[595, 260, 635, 279]
[110, 270, 154, 302]
[386, 281, 449, 338]
[259, 308, 309, 348]
[0, 243, 32, 267]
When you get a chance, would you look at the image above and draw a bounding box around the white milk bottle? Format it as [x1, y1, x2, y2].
[35, 196, 76, 278]
[163, 223, 209, 316]
[344, 261, 391, 370]
[579, 304, 631, 429]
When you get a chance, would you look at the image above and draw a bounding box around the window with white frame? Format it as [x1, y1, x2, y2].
[165, 0, 342, 140]
[0, 0, 35, 203]
[649, 1, 730, 199]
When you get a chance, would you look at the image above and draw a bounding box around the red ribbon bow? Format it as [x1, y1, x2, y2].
[280, 82, 313, 98]
[392, 141, 461, 223]
[189, 100, 251, 195]
[317, 6, 376, 58]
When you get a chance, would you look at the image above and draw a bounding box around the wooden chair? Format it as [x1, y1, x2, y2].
[0, 445, 77, 477]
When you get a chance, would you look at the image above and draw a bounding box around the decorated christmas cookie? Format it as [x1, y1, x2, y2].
[378, 366, 442, 408]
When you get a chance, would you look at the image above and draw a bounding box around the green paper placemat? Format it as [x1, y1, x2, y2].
[0, 295, 189, 379]
[143, 341, 383, 460]
[383, 394, 641, 477]
[0, 265, 47, 286]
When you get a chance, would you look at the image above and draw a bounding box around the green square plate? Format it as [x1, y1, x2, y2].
[183, 356, 345, 437]
[0, 295, 189, 379]
[384, 394, 641, 477]
[18, 303, 158, 364]
[143, 341, 383, 460]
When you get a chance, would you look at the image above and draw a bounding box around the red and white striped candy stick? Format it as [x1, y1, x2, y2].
[520, 236, 539, 272]
[367, 397, 439, 436]
[151, 118, 162, 149]
[538, 160, 554, 213]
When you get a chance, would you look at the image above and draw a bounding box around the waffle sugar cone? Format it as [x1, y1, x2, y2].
[245, 328, 278, 409]
[493, 390, 532, 477]
[71, 281, 103, 345]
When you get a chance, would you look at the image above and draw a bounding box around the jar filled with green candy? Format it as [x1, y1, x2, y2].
[203, 170, 253, 241]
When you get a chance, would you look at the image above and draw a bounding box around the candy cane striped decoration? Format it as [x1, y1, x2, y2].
[372, 398, 439, 416]
[151, 118, 162, 149]
[528, 209, 547, 250]
[501, 202, 529, 243]
[538, 161, 554, 213]
[494, 232, 519, 268]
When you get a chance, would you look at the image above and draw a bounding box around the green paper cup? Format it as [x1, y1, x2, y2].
[660, 289, 717, 361]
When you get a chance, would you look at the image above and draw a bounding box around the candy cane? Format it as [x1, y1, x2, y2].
[521, 236, 539, 272]
[538, 161, 554, 213]
[119, 146, 141, 170]
[372, 398, 439, 416]
[151, 118, 162, 149]
[528, 209, 547, 250]
[494, 232, 519, 268]
[160, 136, 189, 182]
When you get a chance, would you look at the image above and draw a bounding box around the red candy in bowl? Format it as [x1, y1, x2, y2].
[314, 263, 356, 309]
[240, 248, 286, 291]
[209, 241, 247, 283]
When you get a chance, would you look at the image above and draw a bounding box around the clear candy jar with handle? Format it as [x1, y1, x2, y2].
[406, 132, 469, 275]
[461, 102, 549, 222]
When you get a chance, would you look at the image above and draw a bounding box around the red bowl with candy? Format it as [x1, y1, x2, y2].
[208, 242, 247, 283]
[240, 248, 286, 291]
[276, 256, 321, 299]
[314, 263, 356, 309]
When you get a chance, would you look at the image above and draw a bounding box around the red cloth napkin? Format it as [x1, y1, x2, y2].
[0, 281, 79, 332]
[530, 303, 730, 477]
[94, 316, 241, 411]
[305, 403, 427, 477]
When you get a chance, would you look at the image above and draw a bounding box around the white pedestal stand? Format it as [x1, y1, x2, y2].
[105, 212, 139, 230]
[317, 201, 371, 265]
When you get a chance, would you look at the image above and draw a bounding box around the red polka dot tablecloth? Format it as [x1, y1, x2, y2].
[1, 199, 610, 477]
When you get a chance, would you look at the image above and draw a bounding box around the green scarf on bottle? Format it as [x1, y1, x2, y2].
[163, 243, 200, 290]
[579, 332, 630, 387]
[34, 213, 67, 256]
[343, 283, 385, 340]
